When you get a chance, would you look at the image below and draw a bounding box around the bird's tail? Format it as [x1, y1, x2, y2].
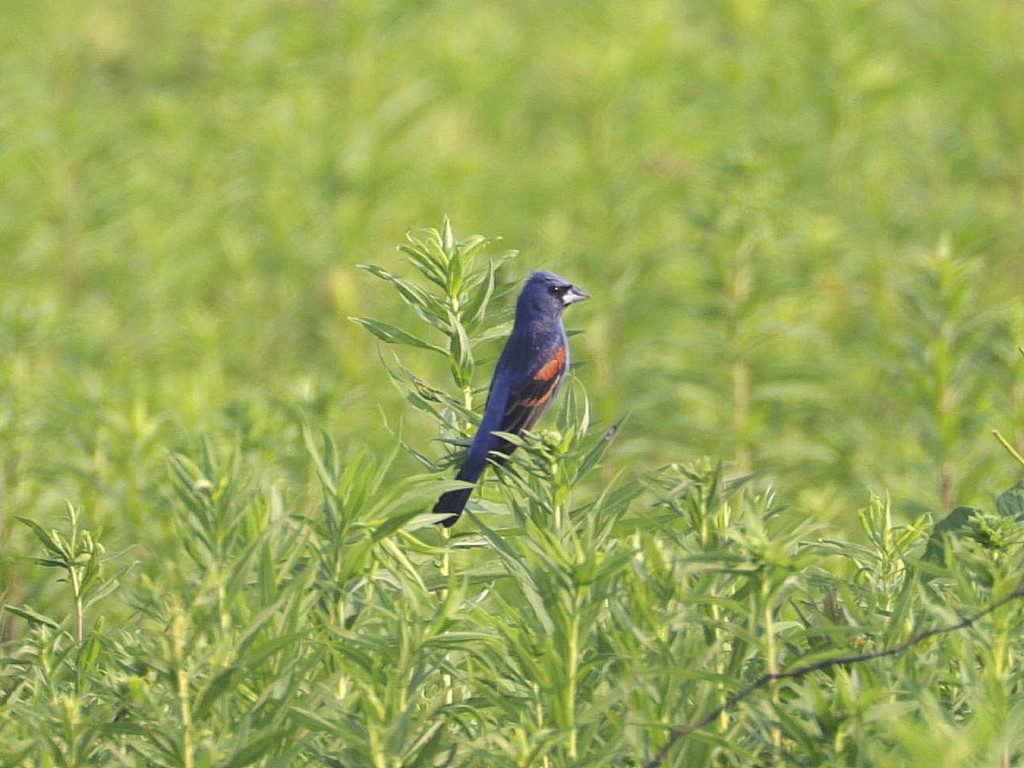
[433, 486, 474, 527]
[432, 459, 485, 527]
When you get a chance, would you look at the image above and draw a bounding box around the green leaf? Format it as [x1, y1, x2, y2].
[370, 505, 431, 541]
[4, 603, 61, 629]
[923, 505, 980, 563]
[471, 516, 555, 634]
[221, 731, 291, 768]
[357, 264, 448, 330]
[193, 663, 237, 724]
[16, 516, 67, 560]
[447, 313, 474, 388]
[471, 321, 514, 350]
[289, 707, 337, 734]
[996, 479, 1024, 520]
[349, 317, 446, 354]
[398, 242, 446, 288]
[461, 258, 499, 333]
[442, 215, 455, 253]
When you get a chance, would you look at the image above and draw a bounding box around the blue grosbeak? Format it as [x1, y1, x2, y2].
[433, 270, 590, 527]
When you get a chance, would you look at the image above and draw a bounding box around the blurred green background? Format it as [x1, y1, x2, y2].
[3, 0, 1024, 580]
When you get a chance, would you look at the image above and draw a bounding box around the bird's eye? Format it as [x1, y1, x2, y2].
[550, 285, 567, 296]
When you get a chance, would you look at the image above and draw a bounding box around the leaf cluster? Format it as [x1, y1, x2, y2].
[4, 226, 1024, 768]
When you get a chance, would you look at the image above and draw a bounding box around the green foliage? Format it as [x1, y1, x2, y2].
[352, 219, 517, 433]
[4, 0, 1024, 764]
[4, 0, 1024, 548]
[5, 227, 1024, 767]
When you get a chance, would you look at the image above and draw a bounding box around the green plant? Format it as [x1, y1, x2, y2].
[3, 177, 1024, 766]
[2, 503, 123, 766]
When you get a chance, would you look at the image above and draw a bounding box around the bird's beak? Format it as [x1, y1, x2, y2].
[563, 284, 590, 306]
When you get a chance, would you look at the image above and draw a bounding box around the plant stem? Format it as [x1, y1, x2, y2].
[566, 604, 580, 760]
[70, 562, 84, 649]
[763, 589, 781, 757]
[172, 611, 195, 768]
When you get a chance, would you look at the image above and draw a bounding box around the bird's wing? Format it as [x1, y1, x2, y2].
[500, 344, 567, 434]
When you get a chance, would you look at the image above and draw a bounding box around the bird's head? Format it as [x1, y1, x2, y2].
[518, 270, 590, 317]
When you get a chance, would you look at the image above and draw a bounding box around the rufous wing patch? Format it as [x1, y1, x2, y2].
[533, 346, 565, 382]
[518, 384, 558, 408]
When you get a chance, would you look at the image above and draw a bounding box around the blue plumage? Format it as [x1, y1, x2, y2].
[433, 270, 590, 526]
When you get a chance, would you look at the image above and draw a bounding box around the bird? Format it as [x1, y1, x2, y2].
[433, 270, 590, 527]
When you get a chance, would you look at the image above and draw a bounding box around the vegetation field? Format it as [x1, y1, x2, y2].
[2, 1, 1024, 766]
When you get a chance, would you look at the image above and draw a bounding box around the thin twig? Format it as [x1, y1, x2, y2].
[645, 580, 1024, 768]
[992, 429, 1024, 469]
